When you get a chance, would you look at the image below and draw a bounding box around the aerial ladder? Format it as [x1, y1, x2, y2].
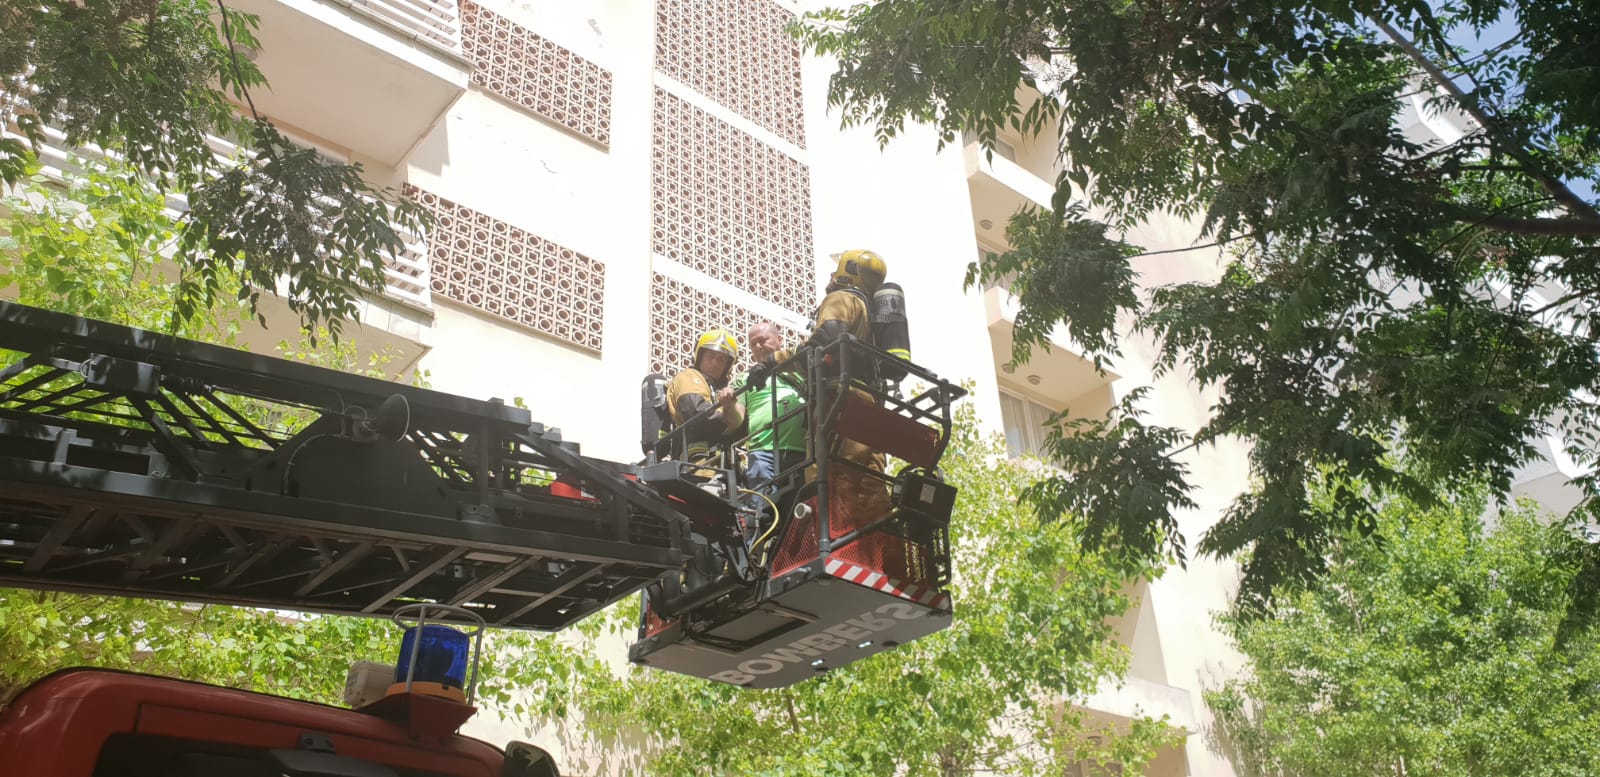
[0, 300, 687, 632]
[0, 298, 966, 773]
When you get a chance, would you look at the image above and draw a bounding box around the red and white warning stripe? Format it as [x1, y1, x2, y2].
[824, 557, 951, 610]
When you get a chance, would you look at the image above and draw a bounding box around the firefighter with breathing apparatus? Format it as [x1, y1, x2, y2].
[749, 249, 911, 521]
[663, 328, 746, 468]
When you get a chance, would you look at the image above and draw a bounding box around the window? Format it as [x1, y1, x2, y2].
[999, 390, 1058, 459]
[1065, 761, 1125, 777]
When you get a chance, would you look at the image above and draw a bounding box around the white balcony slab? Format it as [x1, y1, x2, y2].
[232, 0, 470, 166]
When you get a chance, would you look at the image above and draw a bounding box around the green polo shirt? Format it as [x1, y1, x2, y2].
[736, 372, 806, 452]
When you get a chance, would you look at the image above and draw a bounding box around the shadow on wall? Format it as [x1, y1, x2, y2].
[1197, 677, 1274, 777]
[539, 710, 657, 777]
[406, 100, 455, 179]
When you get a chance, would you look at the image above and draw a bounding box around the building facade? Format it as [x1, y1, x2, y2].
[7, 1, 1270, 774]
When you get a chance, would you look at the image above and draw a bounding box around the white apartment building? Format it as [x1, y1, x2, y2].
[7, 1, 1275, 774]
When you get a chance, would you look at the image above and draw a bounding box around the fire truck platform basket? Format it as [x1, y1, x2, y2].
[629, 551, 952, 689]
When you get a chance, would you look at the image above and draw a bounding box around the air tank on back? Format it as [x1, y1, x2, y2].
[639, 372, 669, 457]
[871, 282, 911, 383]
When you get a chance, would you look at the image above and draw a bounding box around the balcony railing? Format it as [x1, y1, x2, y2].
[337, 0, 463, 56]
[5, 123, 431, 310]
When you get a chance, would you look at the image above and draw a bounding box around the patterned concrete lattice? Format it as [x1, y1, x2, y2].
[408, 185, 605, 352]
[652, 88, 814, 315]
[649, 272, 804, 377]
[460, 0, 613, 146]
[654, 0, 805, 148]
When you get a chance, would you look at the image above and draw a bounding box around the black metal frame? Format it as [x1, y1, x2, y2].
[0, 301, 690, 630]
[804, 335, 963, 558]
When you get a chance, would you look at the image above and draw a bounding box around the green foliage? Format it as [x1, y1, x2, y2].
[176, 122, 429, 339]
[477, 411, 1182, 776]
[1, 154, 228, 336]
[799, 1, 1600, 604]
[966, 205, 1141, 365]
[0, 0, 262, 192]
[0, 592, 396, 706]
[0, 155, 407, 709]
[1207, 488, 1600, 776]
[1023, 387, 1195, 567]
[1, 0, 428, 335]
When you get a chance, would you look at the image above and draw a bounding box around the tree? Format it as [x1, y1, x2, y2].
[0, 156, 404, 707]
[1206, 485, 1600, 776]
[2, 151, 230, 337]
[0, 592, 397, 706]
[1, 0, 427, 336]
[798, 1, 1600, 607]
[477, 411, 1182, 776]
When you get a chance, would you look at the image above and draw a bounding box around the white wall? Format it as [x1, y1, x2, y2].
[406, 0, 658, 465]
[798, 56, 1007, 431]
[785, 4, 1254, 774]
[1098, 215, 1250, 777]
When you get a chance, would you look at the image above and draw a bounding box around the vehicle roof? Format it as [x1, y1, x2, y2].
[0, 667, 506, 776]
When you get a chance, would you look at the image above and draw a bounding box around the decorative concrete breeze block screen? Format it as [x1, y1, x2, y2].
[408, 185, 605, 352]
[650, 272, 804, 377]
[654, 0, 805, 148]
[651, 88, 814, 315]
[461, 0, 612, 146]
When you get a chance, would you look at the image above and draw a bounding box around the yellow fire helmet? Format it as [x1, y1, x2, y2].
[693, 328, 740, 365]
[833, 249, 887, 293]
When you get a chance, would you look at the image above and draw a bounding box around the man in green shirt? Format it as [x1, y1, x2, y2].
[737, 322, 807, 514]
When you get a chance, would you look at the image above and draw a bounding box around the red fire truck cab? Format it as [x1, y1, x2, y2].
[0, 668, 558, 777]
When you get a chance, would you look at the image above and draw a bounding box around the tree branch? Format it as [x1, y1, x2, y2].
[214, 0, 261, 123]
[783, 690, 801, 734]
[1455, 212, 1600, 238]
[1526, 287, 1600, 319]
[1371, 17, 1600, 224]
[1126, 234, 1253, 260]
[1432, 196, 1559, 251]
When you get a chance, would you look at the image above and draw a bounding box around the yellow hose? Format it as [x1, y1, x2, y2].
[737, 487, 783, 558]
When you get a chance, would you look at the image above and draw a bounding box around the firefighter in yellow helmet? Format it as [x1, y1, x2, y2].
[754, 249, 892, 522]
[759, 249, 886, 371]
[664, 328, 746, 466]
[812, 249, 885, 353]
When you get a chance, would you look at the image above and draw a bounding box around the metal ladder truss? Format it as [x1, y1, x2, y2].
[0, 301, 691, 630]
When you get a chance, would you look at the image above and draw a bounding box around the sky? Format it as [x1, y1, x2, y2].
[1441, 6, 1598, 201]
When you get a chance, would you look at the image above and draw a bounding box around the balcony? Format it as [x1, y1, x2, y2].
[983, 284, 1118, 412]
[1053, 677, 1195, 777]
[1078, 675, 1198, 733]
[4, 124, 433, 376]
[229, 0, 470, 166]
[16, 123, 432, 310]
[1510, 429, 1588, 515]
[966, 138, 1056, 249]
[983, 282, 1091, 355]
[1049, 676, 1195, 777]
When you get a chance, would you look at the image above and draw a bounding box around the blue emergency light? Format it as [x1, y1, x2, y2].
[389, 602, 486, 704]
[395, 624, 470, 689]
